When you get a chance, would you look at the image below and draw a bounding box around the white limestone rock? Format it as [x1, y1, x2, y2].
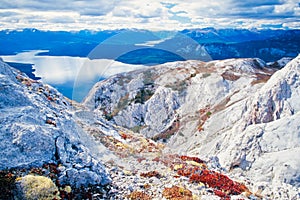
[82, 56, 300, 197]
[187, 55, 300, 198]
[0, 60, 111, 187]
[248, 55, 300, 124]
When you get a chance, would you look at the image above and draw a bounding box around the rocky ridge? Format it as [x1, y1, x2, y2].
[0, 59, 111, 198]
[0, 57, 256, 199]
[1, 55, 300, 199]
[84, 55, 300, 199]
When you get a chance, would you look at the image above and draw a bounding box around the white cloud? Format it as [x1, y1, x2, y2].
[0, 0, 299, 30]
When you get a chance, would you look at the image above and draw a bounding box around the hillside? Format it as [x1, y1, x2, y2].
[84, 55, 300, 199]
[1, 55, 299, 199]
[0, 59, 111, 199]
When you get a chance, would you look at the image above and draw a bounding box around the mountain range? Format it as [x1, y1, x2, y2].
[1, 53, 299, 199]
[1, 28, 299, 64]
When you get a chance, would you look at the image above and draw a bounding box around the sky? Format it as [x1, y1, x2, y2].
[0, 0, 299, 30]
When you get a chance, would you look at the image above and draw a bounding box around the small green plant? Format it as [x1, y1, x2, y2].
[202, 73, 211, 78]
[134, 89, 154, 104]
[142, 70, 155, 85]
[165, 81, 187, 94]
[206, 111, 212, 117]
[104, 113, 114, 121]
[117, 93, 130, 110]
[117, 76, 133, 87]
[104, 93, 130, 120]
[131, 125, 143, 133]
[178, 132, 184, 137]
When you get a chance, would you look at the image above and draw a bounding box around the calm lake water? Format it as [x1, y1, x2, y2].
[1, 51, 145, 102]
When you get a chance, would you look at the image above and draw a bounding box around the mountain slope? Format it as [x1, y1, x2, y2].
[189, 56, 300, 199]
[0, 58, 111, 188]
[84, 55, 300, 199]
[2, 54, 299, 199]
[83, 57, 273, 138]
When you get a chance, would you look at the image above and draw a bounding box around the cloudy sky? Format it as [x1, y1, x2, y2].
[0, 0, 299, 30]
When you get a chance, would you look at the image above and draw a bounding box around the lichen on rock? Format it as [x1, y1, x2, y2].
[15, 175, 60, 200]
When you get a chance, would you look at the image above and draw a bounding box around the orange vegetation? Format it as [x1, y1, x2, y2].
[163, 186, 193, 200]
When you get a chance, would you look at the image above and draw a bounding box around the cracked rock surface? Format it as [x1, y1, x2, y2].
[0, 60, 111, 188]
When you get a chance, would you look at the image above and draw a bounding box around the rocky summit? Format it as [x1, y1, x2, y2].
[1, 55, 300, 199]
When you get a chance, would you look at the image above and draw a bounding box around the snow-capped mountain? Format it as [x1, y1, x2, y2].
[84, 55, 300, 199]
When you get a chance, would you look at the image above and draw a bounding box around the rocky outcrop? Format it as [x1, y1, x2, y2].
[248, 55, 300, 124]
[187, 55, 300, 199]
[0, 60, 111, 187]
[267, 57, 293, 68]
[84, 55, 300, 199]
[83, 67, 181, 138]
[83, 58, 274, 139]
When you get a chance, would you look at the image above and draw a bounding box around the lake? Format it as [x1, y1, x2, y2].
[1, 50, 146, 102]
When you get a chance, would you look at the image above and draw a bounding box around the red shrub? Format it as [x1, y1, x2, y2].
[214, 190, 229, 199]
[140, 171, 161, 179]
[180, 155, 205, 164]
[177, 166, 200, 177]
[188, 169, 249, 196]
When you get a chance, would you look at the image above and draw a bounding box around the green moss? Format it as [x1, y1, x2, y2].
[134, 89, 154, 104]
[130, 125, 144, 133]
[178, 132, 184, 137]
[117, 76, 133, 87]
[142, 70, 155, 85]
[104, 93, 130, 120]
[104, 88, 154, 120]
[152, 127, 176, 142]
[104, 113, 114, 121]
[165, 81, 187, 94]
[202, 73, 211, 78]
[117, 94, 130, 111]
[206, 111, 212, 117]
